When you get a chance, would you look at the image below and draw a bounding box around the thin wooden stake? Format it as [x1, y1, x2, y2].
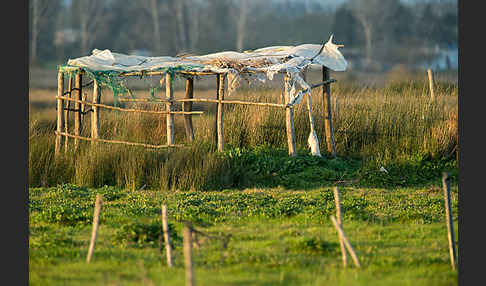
[442, 172, 457, 270]
[87, 194, 103, 263]
[91, 80, 100, 145]
[165, 73, 175, 145]
[322, 66, 337, 158]
[217, 73, 226, 151]
[428, 69, 435, 101]
[183, 77, 195, 142]
[284, 74, 296, 157]
[64, 74, 73, 153]
[183, 223, 195, 286]
[55, 71, 65, 157]
[330, 215, 361, 268]
[74, 73, 83, 150]
[333, 187, 348, 267]
[161, 205, 173, 267]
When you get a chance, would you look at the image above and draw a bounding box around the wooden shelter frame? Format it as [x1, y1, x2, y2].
[54, 66, 337, 157]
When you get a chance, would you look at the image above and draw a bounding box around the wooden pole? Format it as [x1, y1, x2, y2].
[91, 80, 100, 145]
[334, 96, 339, 119]
[74, 73, 83, 150]
[57, 96, 203, 115]
[183, 223, 195, 286]
[55, 71, 65, 157]
[284, 74, 296, 157]
[217, 73, 226, 151]
[333, 187, 348, 267]
[428, 69, 435, 101]
[64, 74, 72, 153]
[87, 194, 103, 263]
[442, 172, 457, 270]
[330, 215, 361, 268]
[165, 73, 175, 145]
[322, 66, 337, 158]
[183, 77, 195, 142]
[161, 205, 173, 267]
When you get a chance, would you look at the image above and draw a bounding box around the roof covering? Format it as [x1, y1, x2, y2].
[61, 35, 346, 107]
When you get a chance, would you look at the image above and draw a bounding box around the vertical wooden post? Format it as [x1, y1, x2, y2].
[161, 205, 173, 267]
[87, 194, 103, 263]
[284, 74, 296, 157]
[64, 74, 72, 153]
[183, 77, 195, 143]
[217, 73, 226, 151]
[91, 80, 100, 145]
[428, 69, 435, 101]
[334, 96, 339, 119]
[55, 71, 65, 157]
[442, 172, 457, 270]
[166, 72, 175, 145]
[74, 73, 83, 150]
[330, 216, 361, 268]
[322, 66, 337, 158]
[183, 223, 195, 286]
[333, 187, 348, 267]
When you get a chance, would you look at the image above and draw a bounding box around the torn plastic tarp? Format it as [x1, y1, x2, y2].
[63, 35, 346, 156]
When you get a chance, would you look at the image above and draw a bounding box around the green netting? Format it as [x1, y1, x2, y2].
[58, 65, 200, 107]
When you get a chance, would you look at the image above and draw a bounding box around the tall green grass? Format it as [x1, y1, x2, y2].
[29, 79, 457, 190]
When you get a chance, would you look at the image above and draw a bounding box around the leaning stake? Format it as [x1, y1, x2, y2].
[330, 215, 360, 268]
[333, 187, 348, 267]
[183, 223, 195, 286]
[87, 194, 103, 263]
[161, 204, 173, 267]
[442, 172, 457, 270]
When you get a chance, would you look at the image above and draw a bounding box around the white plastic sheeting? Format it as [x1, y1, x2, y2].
[65, 35, 347, 156]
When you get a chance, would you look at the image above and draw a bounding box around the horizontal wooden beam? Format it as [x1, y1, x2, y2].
[56, 96, 203, 115]
[55, 131, 186, 149]
[119, 97, 287, 108]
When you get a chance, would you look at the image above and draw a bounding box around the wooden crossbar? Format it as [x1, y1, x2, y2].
[55, 131, 186, 149]
[56, 96, 203, 115]
[119, 97, 287, 108]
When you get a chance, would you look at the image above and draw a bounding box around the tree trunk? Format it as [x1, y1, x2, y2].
[236, 0, 249, 52]
[362, 20, 372, 68]
[150, 0, 162, 54]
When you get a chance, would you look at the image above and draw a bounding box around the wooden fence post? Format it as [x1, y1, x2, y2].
[87, 194, 103, 263]
[322, 66, 337, 158]
[183, 223, 195, 286]
[183, 77, 195, 143]
[64, 74, 73, 153]
[161, 205, 173, 267]
[428, 69, 435, 101]
[165, 72, 175, 146]
[284, 74, 296, 157]
[330, 216, 361, 268]
[333, 187, 348, 267]
[55, 71, 65, 157]
[74, 73, 83, 150]
[91, 80, 100, 145]
[442, 172, 457, 270]
[217, 73, 226, 151]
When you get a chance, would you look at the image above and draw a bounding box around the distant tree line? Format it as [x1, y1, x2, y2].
[29, 0, 457, 71]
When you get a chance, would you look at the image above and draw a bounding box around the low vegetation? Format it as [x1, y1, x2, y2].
[29, 184, 458, 285]
[28, 77, 458, 191]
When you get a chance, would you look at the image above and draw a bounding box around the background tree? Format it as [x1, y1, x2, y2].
[71, 0, 109, 55]
[347, 0, 401, 69]
[30, 0, 59, 65]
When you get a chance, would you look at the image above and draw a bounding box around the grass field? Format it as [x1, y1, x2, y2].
[29, 184, 458, 286]
[29, 70, 458, 285]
